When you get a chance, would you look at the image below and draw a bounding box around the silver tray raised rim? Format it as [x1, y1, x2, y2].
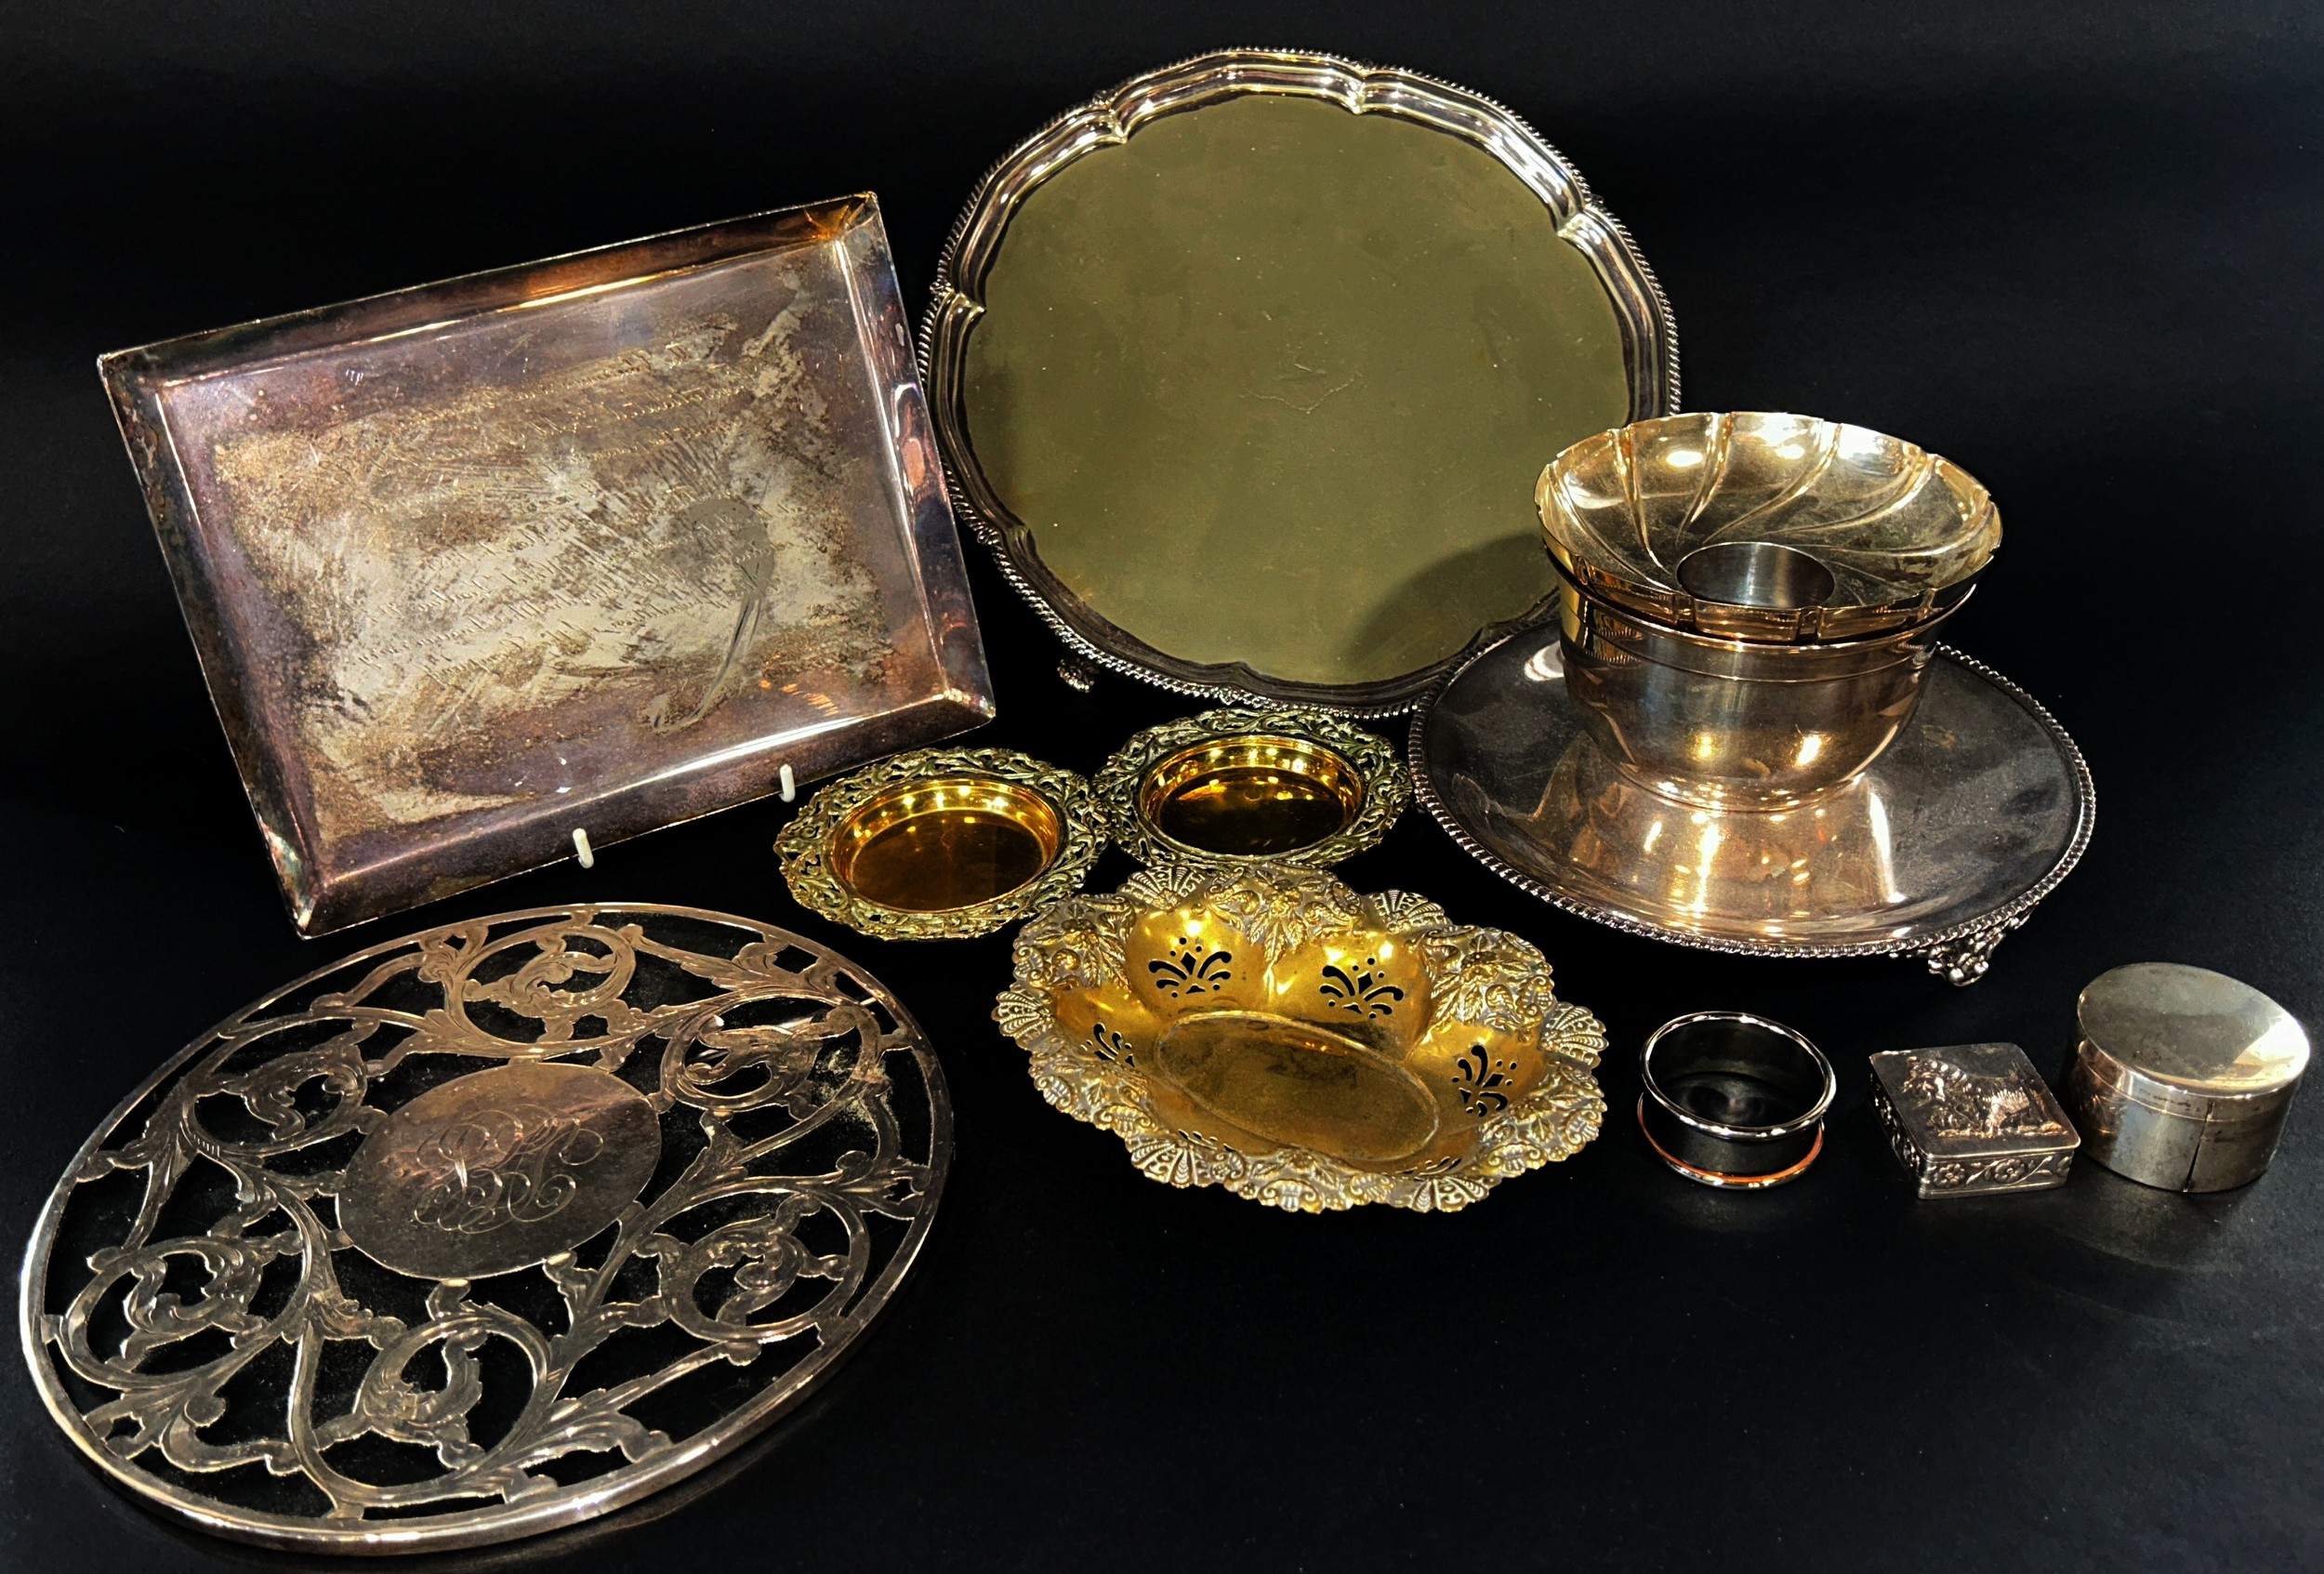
[103, 196, 994, 935]
[918, 46, 1680, 716]
[1407, 631, 2097, 984]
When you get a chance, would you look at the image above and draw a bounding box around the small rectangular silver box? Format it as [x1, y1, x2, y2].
[1868, 1042, 2080, 1197]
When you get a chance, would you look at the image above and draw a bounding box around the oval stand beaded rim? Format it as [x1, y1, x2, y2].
[921, 47, 1678, 714]
[19, 904, 950, 1554]
[1406, 626, 2094, 985]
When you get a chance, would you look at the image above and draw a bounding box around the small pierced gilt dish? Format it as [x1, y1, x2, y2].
[778, 747, 1103, 939]
[997, 863, 1605, 1211]
[1095, 707, 1408, 869]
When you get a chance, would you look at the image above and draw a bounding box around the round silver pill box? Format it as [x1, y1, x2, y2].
[2067, 962, 2308, 1193]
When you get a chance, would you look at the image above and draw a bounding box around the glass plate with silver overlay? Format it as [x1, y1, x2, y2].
[19, 904, 949, 1553]
[921, 48, 1677, 713]
[1408, 625, 2094, 984]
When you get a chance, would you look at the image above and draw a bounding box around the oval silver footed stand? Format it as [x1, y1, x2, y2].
[1408, 625, 2094, 984]
[20, 904, 951, 1554]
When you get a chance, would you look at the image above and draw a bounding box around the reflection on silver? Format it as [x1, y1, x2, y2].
[1407, 622, 2094, 981]
[1520, 642, 1566, 685]
[1862, 786, 1906, 906]
[1637, 1012, 1835, 1188]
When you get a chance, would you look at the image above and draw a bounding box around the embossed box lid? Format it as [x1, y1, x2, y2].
[100, 196, 993, 933]
[1868, 1042, 2080, 1197]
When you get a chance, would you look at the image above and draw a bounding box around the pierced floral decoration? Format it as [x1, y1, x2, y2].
[777, 747, 1103, 940]
[997, 864, 1604, 1212]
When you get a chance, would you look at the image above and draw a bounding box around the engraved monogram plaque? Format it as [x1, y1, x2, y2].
[337, 1062, 663, 1278]
[19, 905, 951, 1553]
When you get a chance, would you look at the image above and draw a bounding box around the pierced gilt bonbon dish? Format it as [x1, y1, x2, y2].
[997, 864, 1606, 1211]
[1094, 707, 1408, 869]
[778, 747, 1103, 939]
[18, 904, 950, 1553]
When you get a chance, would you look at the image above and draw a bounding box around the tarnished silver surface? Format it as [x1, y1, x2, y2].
[102, 197, 993, 935]
[1868, 1042, 2080, 1197]
[1408, 623, 2094, 979]
[2069, 963, 2308, 1192]
[19, 904, 950, 1554]
[920, 47, 1678, 715]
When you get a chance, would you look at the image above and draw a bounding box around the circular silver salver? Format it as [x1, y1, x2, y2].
[19, 904, 951, 1553]
[923, 47, 1676, 713]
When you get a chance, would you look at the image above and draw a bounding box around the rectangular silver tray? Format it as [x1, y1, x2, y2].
[103, 195, 992, 933]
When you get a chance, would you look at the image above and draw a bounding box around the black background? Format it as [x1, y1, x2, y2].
[3, 3, 2321, 1569]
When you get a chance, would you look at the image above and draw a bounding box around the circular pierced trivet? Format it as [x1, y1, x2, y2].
[19, 904, 950, 1554]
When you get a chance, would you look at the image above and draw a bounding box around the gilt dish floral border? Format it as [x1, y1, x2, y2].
[1092, 706, 1410, 869]
[776, 747, 1104, 940]
[996, 864, 1606, 1212]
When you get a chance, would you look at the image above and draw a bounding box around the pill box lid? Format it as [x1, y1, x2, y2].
[1869, 1042, 2080, 1159]
[2078, 963, 2308, 1097]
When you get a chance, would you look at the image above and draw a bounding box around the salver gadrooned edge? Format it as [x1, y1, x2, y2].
[917, 47, 1680, 717]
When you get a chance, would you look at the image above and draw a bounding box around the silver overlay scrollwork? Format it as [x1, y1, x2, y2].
[19, 904, 951, 1554]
